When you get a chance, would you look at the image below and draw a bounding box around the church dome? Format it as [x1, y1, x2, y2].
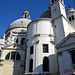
[8, 10, 32, 29]
[40, 9, 51, 18]
[8, 18, 31, 29]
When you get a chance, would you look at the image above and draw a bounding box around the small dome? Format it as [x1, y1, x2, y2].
[67, 6, 75, 14]
[8, 18, 31, 29]
[40, 9, 51, 18]
[8, 10, 31, 30]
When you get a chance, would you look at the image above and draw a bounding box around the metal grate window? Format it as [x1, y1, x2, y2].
[43, 44, 48, 53]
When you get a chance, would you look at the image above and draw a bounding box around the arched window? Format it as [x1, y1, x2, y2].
[71, 52, 75, 64]
[5, 53, 10, 59]
[51, 0, 54, 3]
[69, 17, 71, 21]
[16, 38, 18, 44]
[5, 32, 10, 38]
[11, 52, 16, 60]
[5, 52, 21, 60]
[72, 15, 74, 20]
[16, 53, 21, 60]
[29, 59, 33, 72]
[21, 38, 25, 46]
[25, 13, 27, 18]
[0, 52, 1, 58]
[43, 57, 49, 72]
[55, 0, 57, 1]
[30, 46, 34, 54]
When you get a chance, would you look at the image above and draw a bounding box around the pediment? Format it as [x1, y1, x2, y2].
[56, 33, 75, 49]
[2, 43, 25, 50]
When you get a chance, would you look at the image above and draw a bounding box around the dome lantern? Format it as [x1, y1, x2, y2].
[22, 9, 30, 19]
[67, 6, 75, 14]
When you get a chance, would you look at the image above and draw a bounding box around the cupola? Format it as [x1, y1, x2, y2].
[67, 6, 75, 22]
[67, 6, 75, 14]
[22, 9, 30, 19]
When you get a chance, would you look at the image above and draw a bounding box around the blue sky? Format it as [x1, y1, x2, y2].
[0, 0, 75, 38]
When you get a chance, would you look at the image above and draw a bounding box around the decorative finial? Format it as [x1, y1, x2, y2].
[68, 4, 71, 8]
[26, 9, 27, 11]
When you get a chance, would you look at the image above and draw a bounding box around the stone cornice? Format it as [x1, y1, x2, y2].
[57, 42, 75, 49]
[2, 48, 25, 50]
[52, 14, 69, 23]
[1, 43, 25, 50]
[56, 33, 75, 49]
[5, 27, 27, 34]
[58, 47, 75, 53]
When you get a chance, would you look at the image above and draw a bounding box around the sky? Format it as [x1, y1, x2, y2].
[0, 0, 75, 38]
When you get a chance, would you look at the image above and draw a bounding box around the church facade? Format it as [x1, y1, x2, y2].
[0, 0, 75, 75]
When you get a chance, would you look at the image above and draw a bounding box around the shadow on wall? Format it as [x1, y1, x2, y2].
[26, 54, 58, 75]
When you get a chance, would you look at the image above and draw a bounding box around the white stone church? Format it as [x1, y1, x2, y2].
[0, 0, 75, 75]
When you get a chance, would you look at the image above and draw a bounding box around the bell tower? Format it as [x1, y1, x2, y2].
[50, 0, 66, 19]
[50, 0, 70, 44]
